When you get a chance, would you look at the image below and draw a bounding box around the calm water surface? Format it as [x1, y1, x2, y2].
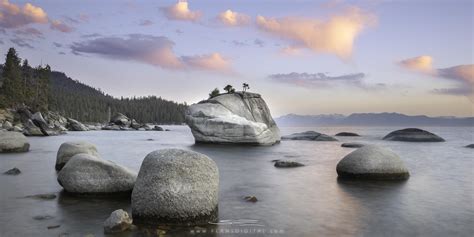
[0, 126, 473, 237]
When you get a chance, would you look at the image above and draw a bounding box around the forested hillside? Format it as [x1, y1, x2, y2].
[0, 48, 187, 124]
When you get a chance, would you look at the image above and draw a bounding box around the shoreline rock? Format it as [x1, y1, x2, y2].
[282, 131, 337, 141]
[383, 128, 445, 142]
[0, 131, 30, 153]
[56, 141, 100, 171]
[185, 92, 280, 145]
[274, 160, 305, 168]
[132, 149, 219, 226]
[104, 209, 133, 234]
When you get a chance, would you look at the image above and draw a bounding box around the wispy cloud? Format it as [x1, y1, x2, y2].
[70, 34, 232, 73]
[256, 7, 376, 60]
[398, 56, 473, 98]
[50, 20, 74, 33]
[0, 0, 48, 28]
[161, 1, 201, 22]
[14, 27, 43, 38]
[139, 19, 153, 26]
[52, 42, 62, 48]
[10, 37, 34, 49]
[268, 72, 385, 90]
[217, 9, 250, 26]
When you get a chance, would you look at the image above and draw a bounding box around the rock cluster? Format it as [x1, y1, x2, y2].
[103, 113, 163, 131]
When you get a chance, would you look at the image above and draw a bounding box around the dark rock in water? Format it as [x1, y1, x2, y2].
[274, 160, 304, 168]
[25, 193, 57, 200]
[465, 144, 474, 148]
[104, 209, 133, 234]
[244, 196, 258, 202]
[383, 128, 444, 142]
[336, 145, 410, 180]
[33, 215, 54, 220]
[186, 92, 280, 145]
[102, 125, 120, 131]
[282, 131, 337, 141]
[341, 142, 365, 148]
[110, 113, 131, 126]
[57, 154, 137, 194]
[165, 129, 171, 131]
[153, 126, 164, 131]
[132, 149, 219, 226]
[67, 118, 88, 131]
[4, 167, 21, 175]
[0, 131, 30, 153]
[335, 132, 360, 137]
[146, 139, 154, 141]
[47, 225, 61, 229]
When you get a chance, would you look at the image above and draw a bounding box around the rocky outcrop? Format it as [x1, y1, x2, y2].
[57, 153, 137, 194]
[104, 209, 133, 234]
[336, 145, 410, 180]
[67, 118, 89, 131]
[110, 113, 131, 126]
[186, 92, 280, 145]
[0, 131, 30, 153]
[383, 128, 445, 142]
[132, 149, 219, 225]
[341, 142, 365, 148]
[335, 132, 360, 137]
[282, 131, 337, 141]
[56, 141, 100, 171]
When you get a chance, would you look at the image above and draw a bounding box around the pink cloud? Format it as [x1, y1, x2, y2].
[50, 20, 74, 33]
[161, 1, 201, 22]
[217, 9, 250, 26]
[0, 0, 48, 28]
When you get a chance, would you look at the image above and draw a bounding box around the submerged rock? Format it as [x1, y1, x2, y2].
[132, 149, 219, 226]
[185, 92, 280, 145]
[104, 209, 133, 234]
[4, 167, 21, 175]
[341, 142, 365, 148]
[67, 118, 89, 131]
[336, 145, 410, 180]
[274, 160, 305, 168]
[335, 132, 360, 137]
[0, 131, 30, 153]
[57, 154, 137, 194]
[282, 131, 337, 141]
[244, 196, 258, 202]
[56, 141, 100, 171]
[383, 128, 445, 142]
[465, 144, 474, 148]
[25, 193, 57, 200]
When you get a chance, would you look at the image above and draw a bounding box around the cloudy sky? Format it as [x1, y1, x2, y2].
[0, 0, 472, 117]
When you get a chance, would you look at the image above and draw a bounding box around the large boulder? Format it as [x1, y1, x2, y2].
[0, 131, 30, 153]
[67, 118, 89, 131]
[56, 141, 100, 171]
[383, 128, 445, 142]
[104, 209, 133, 234]
[282, 131, 337, 141]
[110, 113, 131, 126]
[23, 119, 44, 136]
[132, 149, 219, 226]
[336, 145, 410, 180]
[185, 92, 280, 145]
[57, 153, 137, 194]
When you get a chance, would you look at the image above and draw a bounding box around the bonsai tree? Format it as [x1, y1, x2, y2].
[223, 85, 235, 93]
[209, 88, 220, 98]
[243, 83, 250, 92]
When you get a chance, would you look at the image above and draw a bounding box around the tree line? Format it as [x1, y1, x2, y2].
[0, 47, 187, 124]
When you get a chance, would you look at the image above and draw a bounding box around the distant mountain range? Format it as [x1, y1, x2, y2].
[275, 113, 474, 127]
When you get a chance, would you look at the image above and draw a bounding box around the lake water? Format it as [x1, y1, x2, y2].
[1, 126, 473, 237]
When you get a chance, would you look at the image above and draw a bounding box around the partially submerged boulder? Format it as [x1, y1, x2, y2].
[185, 92, 280, 145]
[55, 141, 100, 171]
[57, 154, 137, 194]
[274, 160, 305, 168]
[282, 131, 337, 141]
[341, 142, 365, 148]
[23, 120, 43, 136]
[67, 118, 89, 131]
[383, 128, 444, 142]
[336, 145, 410, 180]
[0, 131, 30, 153]
[104, 209, 133, 234]
[335, 132, 360, 137]
[4, 167, 21, 175]
[132, 149, 219, 226]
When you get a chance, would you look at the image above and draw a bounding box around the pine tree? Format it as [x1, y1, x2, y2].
[1, 48, 23, 108]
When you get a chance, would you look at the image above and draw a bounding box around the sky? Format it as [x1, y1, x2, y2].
[0, 0, 473, 117]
